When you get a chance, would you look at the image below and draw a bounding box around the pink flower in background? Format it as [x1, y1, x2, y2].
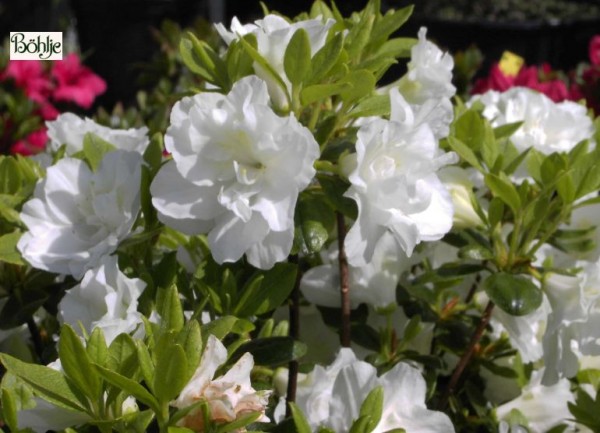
[51, 53, 106, 109]
[589, 35, 600, 66]
[2, 60, 52, 103]
[10, 128, 48, 156]
[471, 62, 515, 94]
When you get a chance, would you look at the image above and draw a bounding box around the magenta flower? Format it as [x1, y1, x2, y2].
[2, 60, 52, 104]
[51, 53, 106, 109]
[589, 35, 600, 66]
[10, 128, 48, 156]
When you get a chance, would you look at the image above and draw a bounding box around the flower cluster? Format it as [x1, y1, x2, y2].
[0, 53, 106, 154]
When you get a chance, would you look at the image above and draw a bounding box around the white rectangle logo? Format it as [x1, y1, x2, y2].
[10, 32, 63, 60]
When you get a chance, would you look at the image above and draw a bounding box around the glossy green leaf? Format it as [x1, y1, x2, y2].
[289, 402, 312, 433]
[349, 94, 390, 118]
[59, 324, 102, 400]
[177, 320, 203, 378]
[483, 272, 543, 316]
[0, 230, 23, 265]
[446, 137, 484, 172]
[484, 173, 521, 215]
[340, 69, 376, 103]
[107, 333, 139, 378]
[95, 364, 160, 413]
[154, 344, 188, 403]
[301, 82, 350, 105]
[370, 6, 413, 43]
[284, 28, 311, 86]
[308, 32, 344, 83]
[234, 262, 298, 316]
[86, 327, 109, 368]
[158, 284, 184, 332]
[0, 354, 87, 412]
[359, 386, 383, 431]
[230, 337, 306, 366]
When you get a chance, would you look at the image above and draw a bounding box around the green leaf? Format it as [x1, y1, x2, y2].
[494, 122, 523, 140]
[301, 82, 351, 105]
[1, 388, 18, 431]
[135, 340, 155, 392]
[350, 415, 374, 433]
[82, 132, 116, 172]
[231, 337, 306, 366]
[176, 320, 203, 379]
[446, 137, 484, 172]
[215, 411, 262, 433]
[345, 11, 374, 60]
[0, 230, 23, 265]
[180, 33, 228, 89]
[370, 6, 413, 43]
[556, 171, 576, 204]
[298, 192, 335, 253]
[154, 344, 188, 403]
[483, 272, 543, 316]
[340, 69, 376, 103]
[143, 132, 163, 175]
[95, 364, 160, 413]
[0, 354, 87, 413]
[238, 34, 289, 106]
[348, 94, 390, 118]
[374, 37, 416, 59]
[0, 157, 22, 194]
[308, 32, 344, 83]
[359, 386, 383, 431]
[226, 39, 254, 84]
[289, 402, 312, 433]
[317, 173, 357, 219]
[107, 333, 139, 378]
[487, 197, 505, 228]
[201, 316, 254, 345]
[234, 263, 298, 316]
[284, 28, 311, 86]
[454, 110, 485, 151]
[484, 173, 521, 215]
[59, 324, 102, 401]
[86, 327, 109, 367]
[158, 284, 184, 332]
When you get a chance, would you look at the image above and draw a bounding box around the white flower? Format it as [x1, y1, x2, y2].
[172, 335, 270, 430]
[151, 76, 319, 269]
[18, 150, 142, 278]
[342, 89, 456, 266]
[438, 166, 484, 229]
[58, 255, 145, 344]
[47, 113, 149, 155]
[301, 232, 409, 309]
[216, 15, 334, 109]
[275, 348, 455, 432]
[394, 27, 456, 139]
[496, 370, 574, 433]
[470, 88, 594, 155]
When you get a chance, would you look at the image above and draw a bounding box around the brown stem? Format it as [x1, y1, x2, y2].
[286, 255, 301, 417]
[337, 212, 351, 348]
[464, 273, 482, 304]
[438, 301, 495, 410]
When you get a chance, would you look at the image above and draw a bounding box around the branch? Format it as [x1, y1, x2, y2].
[337, 212, 351, 347]
[286, 255, 301, 417]
[438, 301, 495, 409]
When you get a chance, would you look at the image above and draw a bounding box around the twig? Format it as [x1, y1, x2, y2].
[464, 273, 482, 304]
[438, 301, 495, 410]
[286, 255, 301, 417]
[336, 212, 351, 347]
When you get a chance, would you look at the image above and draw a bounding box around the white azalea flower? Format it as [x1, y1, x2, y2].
[470, 87, 593, 155]
[395, 27, 456, 139]
[216, 15, 334, 109]
[496, 370, 574, 433]
[342, 89, 456, 265]
[58, 255, 145, 344]
[18, 150, 142, 278]
[172, 335, 270, 430]
[275, 348, 455, 432]
[301, 232, 409, 309]
[151, 76, 319, 269]
[47, 113, 149, 155]
[438, 166, 485, 229]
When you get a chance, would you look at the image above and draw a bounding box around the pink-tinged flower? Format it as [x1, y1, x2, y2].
[2, 60, 52, 103]
[472, 63, 515, 94]
[38, 101, 60, 121]
[589, 35, 600, 66]
[10, 128, 48, 156]
[51, 53, 106, 109]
